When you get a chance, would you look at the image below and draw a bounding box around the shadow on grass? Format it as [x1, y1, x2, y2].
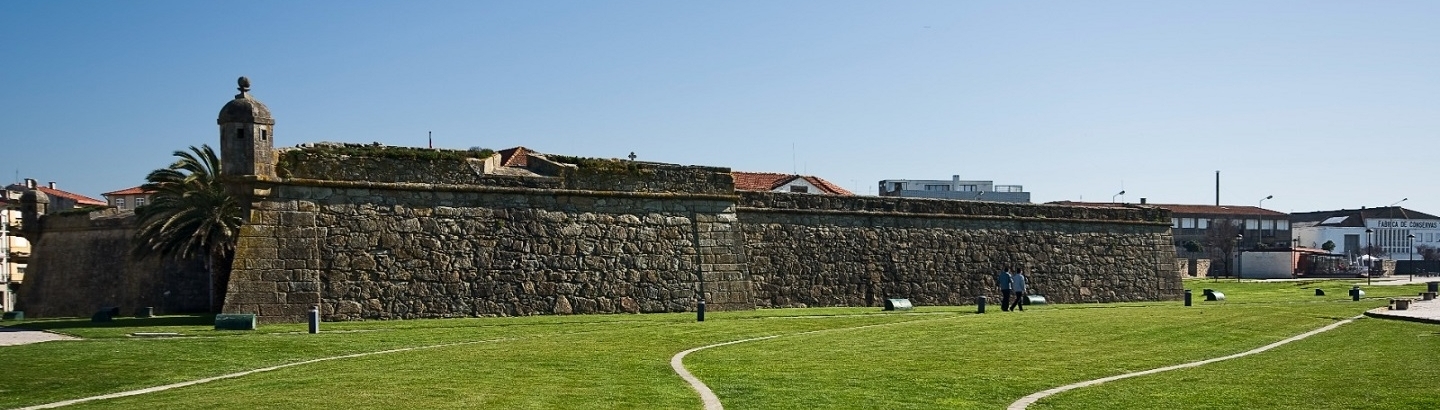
[8, 315, 215, 331]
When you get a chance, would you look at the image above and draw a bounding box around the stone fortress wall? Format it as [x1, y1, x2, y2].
[18, 209, 208, 317]
[739, 193, 1181, 308]
[222, 144, 1181, 323]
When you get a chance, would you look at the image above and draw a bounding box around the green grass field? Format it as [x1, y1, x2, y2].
[2, 279, 1437, 409]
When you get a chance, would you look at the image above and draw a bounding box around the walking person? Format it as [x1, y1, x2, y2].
[1009, 268, 1028, 312]
[995, 267, 1013, 311]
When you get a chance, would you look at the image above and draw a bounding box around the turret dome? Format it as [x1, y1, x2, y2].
[217, 76, 275, 125]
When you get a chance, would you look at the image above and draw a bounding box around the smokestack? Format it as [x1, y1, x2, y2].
[48, 181, 55, 189]
[24, 178, 35, 189]
[1140, 198, 1147, 205]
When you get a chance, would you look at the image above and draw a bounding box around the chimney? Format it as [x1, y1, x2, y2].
[48, 181, 55, 189]
[24, 178, 35, 189]
[1140, 198, 1147, 205]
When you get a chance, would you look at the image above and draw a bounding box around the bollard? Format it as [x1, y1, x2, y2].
[1314, 289, 1325, 296]
[1184, 289, 1192, 306]
[1350, 285, 1364, 301]
[976, 296, 987, 314]
[308, 305, 319, 334]
[697, 300, 706, 322]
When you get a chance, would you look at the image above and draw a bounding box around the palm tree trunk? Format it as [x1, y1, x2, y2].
[206, 255, 216, 313]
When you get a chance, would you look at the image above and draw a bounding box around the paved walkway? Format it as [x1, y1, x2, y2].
[0, 327, 78, 346]
[1364, 293, 1440, 324]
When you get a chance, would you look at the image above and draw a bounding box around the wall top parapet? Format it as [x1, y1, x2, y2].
[738, 191, 1170, 225]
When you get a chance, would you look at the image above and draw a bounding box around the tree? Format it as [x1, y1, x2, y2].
[1321, 240, 1336, 252]
[1417, 244, 1438, 261]
[1203, 218, 1244, 276]
[131, 145, 242, 312]
[1181, 240, 1202, 253]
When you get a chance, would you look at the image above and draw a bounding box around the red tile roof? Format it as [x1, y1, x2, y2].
[731, 171, 854, 195]
[36, 186, 106, 206]
[102, 186, 153, 196]
[1048, 201, 1285, 217]
[497, 146, 533, 167]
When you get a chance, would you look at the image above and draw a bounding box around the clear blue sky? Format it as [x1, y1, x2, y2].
[4, 1, 1437, 213]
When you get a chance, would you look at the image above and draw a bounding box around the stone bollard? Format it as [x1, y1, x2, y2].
[1184, 289, 1192, 306]
[308, 305, 319, 334]
[976, 296, 987, 314]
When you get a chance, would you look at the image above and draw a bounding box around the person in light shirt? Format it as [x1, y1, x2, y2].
[1008, 269, 1028, 312]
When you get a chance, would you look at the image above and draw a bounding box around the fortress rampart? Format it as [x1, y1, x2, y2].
[221, 145, 1179, 323]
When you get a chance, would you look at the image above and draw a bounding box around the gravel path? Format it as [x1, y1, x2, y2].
[1006, 315, 1363, 409]
[0, 327, 79, 346]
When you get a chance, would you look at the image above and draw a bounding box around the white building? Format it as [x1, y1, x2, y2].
[878, 175, 1030, 203]
[1291, 206, 1440, 259]
[1, 192, 28, 313]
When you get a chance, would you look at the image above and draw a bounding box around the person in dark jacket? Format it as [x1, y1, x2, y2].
[995, 267, 1013, 311]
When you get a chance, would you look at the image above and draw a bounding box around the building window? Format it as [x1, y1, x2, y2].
[1262, 220, 1275, 230]
[135, 197, 145, 208]
[995, 185, 1023, 193]
[115, 198, 125, 209]
[1198, 219, 1210, 229]
[924, 185, 951, 191]
[1181, 218, 1196, 229]
[1172, 218, 1180, 228]
[959, 185, 978, 192]
[261, 129, 268, 141]
[789, 186, 808, 193]
[1276, 220, 1290, 230]
[1245, 219, 1259, 230]
[237, 127, 245, 139]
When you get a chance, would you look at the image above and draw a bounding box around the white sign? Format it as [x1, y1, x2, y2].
[1371, 219, 1440, 229]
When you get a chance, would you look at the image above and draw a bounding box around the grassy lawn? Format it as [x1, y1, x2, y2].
[1, 278, 1436, 409]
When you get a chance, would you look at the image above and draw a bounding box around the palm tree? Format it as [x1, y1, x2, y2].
[131, 145, 242, 312]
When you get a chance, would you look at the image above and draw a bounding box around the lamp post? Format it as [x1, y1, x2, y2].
[1234, 233, 1244, 281]
[1258, 195, 1272, 208]
[1112, 190, 1125, 203]
[1365, 228, 1374, 285]
[1408, 233, 1416, 281]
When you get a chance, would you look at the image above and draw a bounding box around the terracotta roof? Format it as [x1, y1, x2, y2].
[797, 176, 855, 196]
[1048, 201, 1286, 217]
[731, 171, 854, 195]
[36, 186, 106, 206]
[102, 186, 153, 196]
[497, 146, 534, 167]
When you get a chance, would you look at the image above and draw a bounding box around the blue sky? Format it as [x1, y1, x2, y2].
[3, 1, 1437, 213]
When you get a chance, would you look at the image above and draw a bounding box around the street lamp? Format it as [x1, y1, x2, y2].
[1234, 233, 1244, 281]
[1112, 190, 1125, 203]
[1365, 228, 1374, 284]
[1258, 195, 1273, 208]
[1408, 233, 1416, 281]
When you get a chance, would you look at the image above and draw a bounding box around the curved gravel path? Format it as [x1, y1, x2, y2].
[1007, 315, 1363, 410]
[669, 315, 960, 409]
[670, 336, 779, 410]
[14, 338, 509, 409]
